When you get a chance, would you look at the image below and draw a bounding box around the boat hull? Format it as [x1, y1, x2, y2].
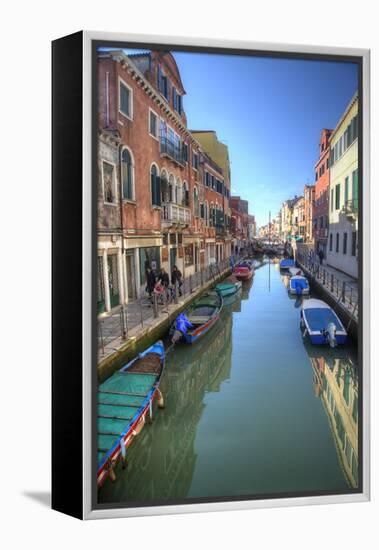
[97, 341, 165, 487]
[307, 332, 348, 345]
[234, 269, 253, 281]
[172, 290, 223, 345]
[216, 281, 242, 297]
[181, 312, 220, 344]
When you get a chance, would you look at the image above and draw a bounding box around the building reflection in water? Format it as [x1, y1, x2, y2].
[98, 304, 236, 504]
[304, 340, 359, 488]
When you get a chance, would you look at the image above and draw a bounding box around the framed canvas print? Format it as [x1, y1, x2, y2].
[52, 31, 370, 520]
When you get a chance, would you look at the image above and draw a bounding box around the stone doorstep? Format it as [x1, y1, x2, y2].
[97, 268, 231, 368]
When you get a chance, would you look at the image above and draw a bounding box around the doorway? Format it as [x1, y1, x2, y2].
[125, 252, 136, 300]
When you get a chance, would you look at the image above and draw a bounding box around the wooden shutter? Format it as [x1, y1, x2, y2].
[157, 65, 162, 92]
[156, 176, 161, 206]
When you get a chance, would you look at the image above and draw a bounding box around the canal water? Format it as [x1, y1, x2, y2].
[98, 258, 359, 505]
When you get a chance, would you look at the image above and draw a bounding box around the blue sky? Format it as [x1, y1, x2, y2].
[115, 48, 358, 228]
[172, 51, 358, 228]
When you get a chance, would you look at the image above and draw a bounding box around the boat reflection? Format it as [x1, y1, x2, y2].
[303, 340, 359, 488]
[98, 311, 233, 504]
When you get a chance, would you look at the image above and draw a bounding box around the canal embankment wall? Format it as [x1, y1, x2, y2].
[296, 261, 358, 342]
[98, 266, 232, 382]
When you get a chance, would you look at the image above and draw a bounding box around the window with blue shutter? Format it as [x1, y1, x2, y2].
[157, 65, 162, 92]
[173, 87, 177, 110]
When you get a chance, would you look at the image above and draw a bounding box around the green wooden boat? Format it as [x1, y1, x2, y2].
[97, 341, 165, 487]
[215, 281, 242, 297]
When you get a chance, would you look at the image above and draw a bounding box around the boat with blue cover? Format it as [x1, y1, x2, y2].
[97, 341, 165, 487]
[289, 275, 310, 295]
[300, 299, 347, 347]
[280, 258, 296, 271]
[171, 290, 223, 344]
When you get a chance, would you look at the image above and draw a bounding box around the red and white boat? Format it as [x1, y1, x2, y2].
[234, 260, 254, 281]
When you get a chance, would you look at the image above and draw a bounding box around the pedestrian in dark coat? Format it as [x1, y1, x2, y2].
[145, 267, 156, 298]
[171, 265, 183, 296]
[318, 249, 324, 265]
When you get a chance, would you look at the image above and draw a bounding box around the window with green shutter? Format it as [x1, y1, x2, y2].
[352, 169, 358, 210]
[344, 176, 349, 204]
[150, 165, 161, 206]
[122, 148, 133, 200]
[335, 184, 340, 210]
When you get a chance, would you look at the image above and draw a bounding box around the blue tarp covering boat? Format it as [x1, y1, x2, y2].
[289, 275, 310, 295]
[301, 299, 347, 347]
[280, 258, 296, 270]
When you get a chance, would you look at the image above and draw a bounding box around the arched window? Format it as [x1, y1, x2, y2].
[193, 187, 199, 217]
[121, 148, 134, 200]
[150, 164, 161, 207]
[183, 181, 189, 207]
[176, 177, 182, 205]
[160, 170, 169, 203]
[169, 174, 175, 203]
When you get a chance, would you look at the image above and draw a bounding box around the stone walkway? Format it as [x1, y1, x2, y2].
[296, 255, 358, 320]
[97, 260, 232, 361]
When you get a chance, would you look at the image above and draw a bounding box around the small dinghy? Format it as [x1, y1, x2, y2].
[215, 280, 242, 297]
[300, 299, 347, 347]
[171, 290, 223, 344]
[234, 260, 254, 281]
[289, 275, 310, 295]
[280, 258, 296, 271]
[97, 341, 165, 487]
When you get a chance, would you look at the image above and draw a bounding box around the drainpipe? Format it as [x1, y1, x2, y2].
[118, 144, 127, 339]
[105, 71, 110, 127]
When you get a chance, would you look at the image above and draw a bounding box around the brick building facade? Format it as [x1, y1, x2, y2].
[97, 49, 236, 313]
[314, 128, 332, 256]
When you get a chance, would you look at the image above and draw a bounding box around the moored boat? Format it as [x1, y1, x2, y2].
[97, 341, 165, 487]
[171, 290, 223, 344]
[280, 258, 296, 271]
[215, 280, 242, 297]
[300, 299, 347, 347]
[234, 260, 254, 280]
[289, 275, 310, 295]
[288, 266, 304, 277]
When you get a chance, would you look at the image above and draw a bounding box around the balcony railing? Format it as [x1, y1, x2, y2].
[161, 202, 191, 226]
[341, 199, 358, 220]
[160, 136, 185, 166]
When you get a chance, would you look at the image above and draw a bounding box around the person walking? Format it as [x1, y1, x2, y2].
[171, 265, 183, 297]
[157, 267, 170, 303]
[318, 248, 324, 266]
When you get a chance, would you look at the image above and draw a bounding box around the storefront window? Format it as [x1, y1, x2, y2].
[139, 247, 161, 285]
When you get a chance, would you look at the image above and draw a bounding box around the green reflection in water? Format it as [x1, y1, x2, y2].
[98, 258, 358, 505]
